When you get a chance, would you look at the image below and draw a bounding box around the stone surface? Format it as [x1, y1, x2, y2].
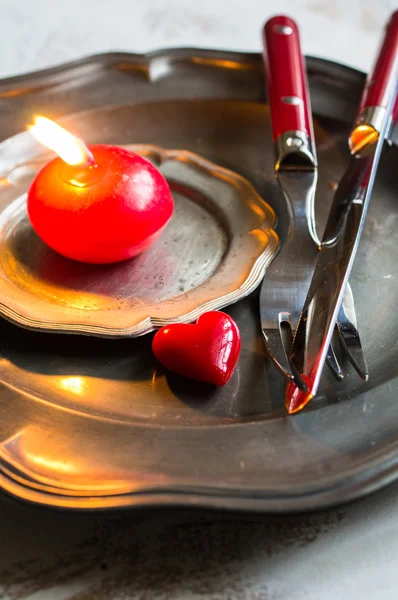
[0, 483, 398, 599]
[1, 0, 397, 77]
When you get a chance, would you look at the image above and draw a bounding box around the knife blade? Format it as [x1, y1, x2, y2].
[286, 9, 398, 413]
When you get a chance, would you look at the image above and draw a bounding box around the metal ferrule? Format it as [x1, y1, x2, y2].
[353, 105, 387, 133]
[349, 106, 387, 154]
[275, 131, 317, 171]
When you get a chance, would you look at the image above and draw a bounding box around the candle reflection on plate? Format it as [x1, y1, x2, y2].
[59, 376, 86, 396]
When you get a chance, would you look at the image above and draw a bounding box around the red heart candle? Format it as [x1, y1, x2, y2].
[27, 117, 174, 264]
[152, 311, 241, 386]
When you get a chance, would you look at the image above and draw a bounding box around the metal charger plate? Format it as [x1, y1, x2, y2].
[0, 144, 278, 336]
[0, 49, 397, 511]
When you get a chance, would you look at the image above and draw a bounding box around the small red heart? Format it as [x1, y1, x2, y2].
[152, 311, 241, 386]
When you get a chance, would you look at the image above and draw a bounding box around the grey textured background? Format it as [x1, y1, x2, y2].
[1, 484, 398, 599]
[1, 0, 398, 598]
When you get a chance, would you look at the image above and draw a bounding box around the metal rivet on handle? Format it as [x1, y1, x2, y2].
[273, 24, 293, 35]
[282, 96, 302, 105]
[286, 137, 304, 149]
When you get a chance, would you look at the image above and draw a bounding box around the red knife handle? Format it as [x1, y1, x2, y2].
[351, 10, 398, 151]
[393, 95, 398, 125]
[360, 10, 398, 111]
[263, 15, 316, 169]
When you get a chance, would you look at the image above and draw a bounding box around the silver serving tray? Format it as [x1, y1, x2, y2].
[0, 49, 397, 511]
[0, 143, 277, 336]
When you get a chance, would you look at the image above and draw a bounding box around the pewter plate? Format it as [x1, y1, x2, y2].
[0, 143, 277, 336]
[0, 49, 397, 512]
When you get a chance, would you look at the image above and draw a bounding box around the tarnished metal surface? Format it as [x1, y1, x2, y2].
[0, 49, 396, 511]
[0, 144, 277, 336]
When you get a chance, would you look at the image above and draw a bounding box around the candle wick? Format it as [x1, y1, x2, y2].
[77, 141, 97, 169]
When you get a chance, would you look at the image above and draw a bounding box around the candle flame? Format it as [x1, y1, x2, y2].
[28, 116, 94, 166]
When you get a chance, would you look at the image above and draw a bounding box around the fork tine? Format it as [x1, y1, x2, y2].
[326, 337, 344, 380]
[336, 315, 369, 381]
[262, 322, 309, 392]
[337, 284, 369, 381]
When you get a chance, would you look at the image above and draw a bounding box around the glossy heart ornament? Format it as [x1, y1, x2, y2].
[152, 311, 241, 386]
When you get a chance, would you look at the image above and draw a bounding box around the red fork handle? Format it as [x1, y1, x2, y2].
[263, 15, 316, 169]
